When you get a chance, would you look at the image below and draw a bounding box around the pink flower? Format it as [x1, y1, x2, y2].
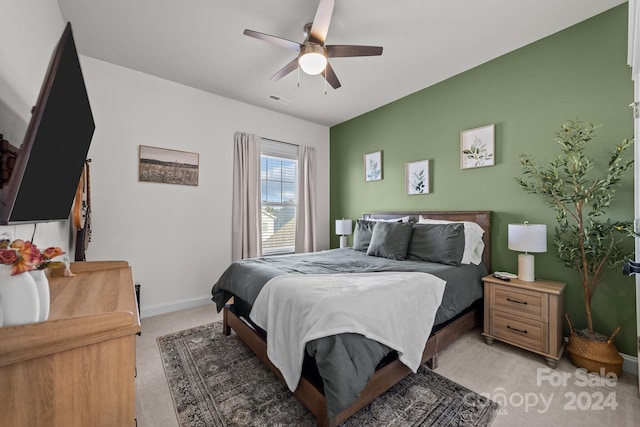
[0, 249, 18, 265]
[9, 239, 25, 250]
[11, 258, 35, 275]
[42, 247, 65, 260]
[18, 241, 43, 266]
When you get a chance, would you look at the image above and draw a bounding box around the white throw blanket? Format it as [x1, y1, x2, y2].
[249, 272, 446, 391]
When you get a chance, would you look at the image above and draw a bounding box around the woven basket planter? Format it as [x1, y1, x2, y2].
[566, 315, 623, 377]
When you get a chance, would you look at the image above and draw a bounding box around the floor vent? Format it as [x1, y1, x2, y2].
[267, 94, 292, 105]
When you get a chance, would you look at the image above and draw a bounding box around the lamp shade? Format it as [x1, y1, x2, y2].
[508, 223, 547, 253]
[335, 219, 353, 236]
[299, 44, 327, 75]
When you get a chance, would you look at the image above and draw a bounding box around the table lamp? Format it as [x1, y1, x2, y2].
[335, 219, 353, 249]
[508, 222, 547, 281]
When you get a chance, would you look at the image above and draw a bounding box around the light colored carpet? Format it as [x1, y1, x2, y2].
[136, 304, 221, 427]
[157, 322, 498, 426]
[136, 304, 640, 426]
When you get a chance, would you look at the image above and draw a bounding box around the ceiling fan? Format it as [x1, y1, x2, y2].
[243, 0, 383, 90]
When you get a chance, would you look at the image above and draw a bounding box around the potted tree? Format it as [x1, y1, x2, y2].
[516, 119, 634, 376]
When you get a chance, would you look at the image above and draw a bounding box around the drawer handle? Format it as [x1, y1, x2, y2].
[506, 297, 527, 305]
[507, 325, 528, 334]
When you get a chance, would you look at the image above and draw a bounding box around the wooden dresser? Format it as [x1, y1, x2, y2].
[0, 261, 140, 426]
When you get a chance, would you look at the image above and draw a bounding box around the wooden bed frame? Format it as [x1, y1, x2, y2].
[222, 210, 492, 427]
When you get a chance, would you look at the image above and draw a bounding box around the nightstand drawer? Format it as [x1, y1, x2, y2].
[490, 310, 547, 353]
[492, 285, 547, 321]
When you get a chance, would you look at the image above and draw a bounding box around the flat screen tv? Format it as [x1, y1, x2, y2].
[0, 22, 95, 225]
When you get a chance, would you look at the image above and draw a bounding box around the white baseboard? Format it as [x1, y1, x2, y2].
[140, 295, 213, 319]
[621, 352, 638, 376]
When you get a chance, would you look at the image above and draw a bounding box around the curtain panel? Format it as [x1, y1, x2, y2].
[295, 145, 317, 253]
[232, 132, 262, 260]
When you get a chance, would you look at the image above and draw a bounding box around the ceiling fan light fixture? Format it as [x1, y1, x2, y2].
[299, 44, 327, 75]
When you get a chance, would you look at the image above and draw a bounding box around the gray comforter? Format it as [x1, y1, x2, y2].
[211, 248, 486, 416]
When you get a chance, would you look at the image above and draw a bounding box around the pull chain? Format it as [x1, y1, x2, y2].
[324, 66, 327, 95]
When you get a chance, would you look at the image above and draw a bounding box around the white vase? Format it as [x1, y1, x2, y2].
[29, 269, 50, 321]
[0, 265, 40, 326]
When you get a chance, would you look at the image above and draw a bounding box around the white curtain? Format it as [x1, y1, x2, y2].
[232, 131, 262, 260]
[295, 145, 317, 253]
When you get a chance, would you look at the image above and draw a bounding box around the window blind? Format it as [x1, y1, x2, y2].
[260, 138, 298, 255]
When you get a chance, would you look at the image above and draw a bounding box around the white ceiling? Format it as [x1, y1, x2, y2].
[56, 0, 627, 127]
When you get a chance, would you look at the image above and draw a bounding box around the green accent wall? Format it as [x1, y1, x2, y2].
[330, 5, 636, 355]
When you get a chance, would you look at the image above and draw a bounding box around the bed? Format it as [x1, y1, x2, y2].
[211, 210, 492, 426]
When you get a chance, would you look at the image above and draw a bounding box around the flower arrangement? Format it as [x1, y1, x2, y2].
[0, 239, 65, 275]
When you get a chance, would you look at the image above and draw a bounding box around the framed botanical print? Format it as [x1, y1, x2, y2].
[460, 124, 495, 169]
[405, 160, 430, 195]
[364, 151, 382, 181]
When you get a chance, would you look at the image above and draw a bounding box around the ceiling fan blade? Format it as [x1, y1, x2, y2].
[243, 29, 301, 51]
[309, 0, 335, 45]
[326, 45, 383, 58]
[270, 57, 299, 81]
[321, 63, 341, 89]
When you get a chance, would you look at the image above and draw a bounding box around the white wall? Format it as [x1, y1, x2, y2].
[81, 57, 330, 316]
[0, 1, 70, 251]
[0, 0, 330, 317]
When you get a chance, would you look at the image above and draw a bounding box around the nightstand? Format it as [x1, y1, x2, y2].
[482, 275, 566, 368]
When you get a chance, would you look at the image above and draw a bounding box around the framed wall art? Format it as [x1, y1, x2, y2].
[139, 145, 199, 186]
[364, 151, 382, 182]
[460, 124, 495, 169]
[405, 160, 430, 195]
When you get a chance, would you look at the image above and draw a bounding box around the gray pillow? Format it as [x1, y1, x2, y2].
[352, 220, 377, 251]
[407, 223, 465, 266]
[366, 221, 413, 260]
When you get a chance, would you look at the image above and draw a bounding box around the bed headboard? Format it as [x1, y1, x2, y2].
[362, 211, 492, 271]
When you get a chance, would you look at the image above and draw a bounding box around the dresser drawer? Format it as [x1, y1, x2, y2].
[489, 310, 547, 353]
[491, 284, 547, 321]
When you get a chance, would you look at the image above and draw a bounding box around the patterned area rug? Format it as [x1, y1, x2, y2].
[157, 322, 498, 426]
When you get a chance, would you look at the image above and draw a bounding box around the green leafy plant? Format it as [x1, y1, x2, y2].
[516, 119, 634, 335]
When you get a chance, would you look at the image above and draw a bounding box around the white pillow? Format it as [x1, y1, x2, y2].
[418, 216, 485, 265]
[367, 216, 411, 223]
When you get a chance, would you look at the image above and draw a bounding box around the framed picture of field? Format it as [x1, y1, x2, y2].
[139, 145, 199, 186]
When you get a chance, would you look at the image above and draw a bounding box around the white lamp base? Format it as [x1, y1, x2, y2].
[339, 235, 348, 249]
[518, 253, 535, 281]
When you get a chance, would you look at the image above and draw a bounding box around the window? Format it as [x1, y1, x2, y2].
[261, 140, 297, 255]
